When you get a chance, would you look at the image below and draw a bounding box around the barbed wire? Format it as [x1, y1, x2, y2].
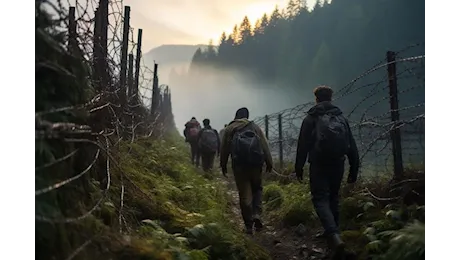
[254, 44, 425, 177]
[35, 1, 175, 259]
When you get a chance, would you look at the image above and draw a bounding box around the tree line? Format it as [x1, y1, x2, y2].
[169, 0, 424, 94]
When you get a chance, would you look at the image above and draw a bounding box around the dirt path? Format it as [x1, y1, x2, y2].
[218, 174, 331, 260]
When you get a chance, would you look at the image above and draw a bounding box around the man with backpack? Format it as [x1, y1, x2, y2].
[184, 117, 201, 167]
[294, 86, 360, 257]
[198, 119, 220, 172]
[220, 107, 273, 235]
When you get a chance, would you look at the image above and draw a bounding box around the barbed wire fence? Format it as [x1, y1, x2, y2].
[35, 0, 174, 259]
[254, 43, 425, 180]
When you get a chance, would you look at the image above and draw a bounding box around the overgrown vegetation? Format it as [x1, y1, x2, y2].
[261, 170, 425, 260]
[35, 2, 269, 259]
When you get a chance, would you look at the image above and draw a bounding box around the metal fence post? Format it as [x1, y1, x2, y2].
[278, 113, 283, 170]
[134, 29, 143, 102]
[119, 6, 131, 104]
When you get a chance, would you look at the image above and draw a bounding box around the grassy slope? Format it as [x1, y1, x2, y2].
[36, 132, 270, 260]
[261, 170, 425, 260]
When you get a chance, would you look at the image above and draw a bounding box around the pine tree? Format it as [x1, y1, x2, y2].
[268, 5, 282, 28]
[230, 25, 240, 45]
[189, 48, 203, 76]
[253, 19, 262, 36]
[239, 16, 252, 42]
[261, 13, 269, 29]
[206, 39, 217, 59]
[287, 0, 307, 19]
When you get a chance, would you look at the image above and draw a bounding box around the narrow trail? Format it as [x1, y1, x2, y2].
[216, 174, 331, 260]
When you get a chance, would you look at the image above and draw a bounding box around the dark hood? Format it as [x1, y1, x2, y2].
[307, 101, 343, 116]
[185, 119, 200, 127]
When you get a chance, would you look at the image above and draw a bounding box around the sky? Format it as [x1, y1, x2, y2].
[124, 0, 319, 51]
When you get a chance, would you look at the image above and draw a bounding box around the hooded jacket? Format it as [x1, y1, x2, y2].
[183, 119, 201, 141]
[294, 101, 360, 181]
[220, 118, 273, 169]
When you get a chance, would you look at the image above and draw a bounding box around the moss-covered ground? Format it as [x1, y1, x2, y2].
[36, 133, 270, 260]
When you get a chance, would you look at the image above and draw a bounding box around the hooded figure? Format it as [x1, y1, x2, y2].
[294, 85, 359, 258]
[220, 107, 273, 235]
[184, 117, 201, 166]
[197, 118, 220, 172]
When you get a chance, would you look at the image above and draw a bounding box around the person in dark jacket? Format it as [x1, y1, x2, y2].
[295, 86, 359, 256]
[220, 107, 273, 235]
[184, 117, 201, 167]
[198, 119, 220, 172]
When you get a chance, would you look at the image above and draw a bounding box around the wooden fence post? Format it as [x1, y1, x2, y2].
[134, 29, 143, 102]
[387, 51, 404, 180]
[99, 0, 109, 91]
[278, 113, 283, 170]
[127, 54, 134, 102]
[68, 7, 77, 53]
[92, 7, 102, 90]
[150, 63, 159, 115]
[119, 6, 131, 104]
[264, 115, 269, 139]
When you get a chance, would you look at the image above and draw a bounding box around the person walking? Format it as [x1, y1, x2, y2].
[294, 86, 360, 257]
[183, 117, 201, 167]
[198, 119, 220, 172]
[220, 107, 273, 235]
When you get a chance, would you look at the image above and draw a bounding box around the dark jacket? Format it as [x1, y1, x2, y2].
[198, 125, 221, 153]
[183, 119, 201, 141]
[294, 101, 360, 181]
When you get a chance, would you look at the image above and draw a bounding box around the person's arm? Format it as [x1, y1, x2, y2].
[214, 129, 221, 154]
[220, 127, 230, 171]
[346, 121, 360, 183]
[295, 115, 315, 178]
[255, 124, 273, 170]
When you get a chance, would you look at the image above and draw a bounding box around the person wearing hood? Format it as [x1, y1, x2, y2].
[197, 118, 220, 172]
[220, 107, 273, 235]
[184, 117, 201, 167]
[295, 85, 360, 257]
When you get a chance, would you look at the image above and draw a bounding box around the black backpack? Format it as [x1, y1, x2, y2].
[313, 113, 350, 159]
[199, 128, 219, 153]
[231, 122, 265, 166]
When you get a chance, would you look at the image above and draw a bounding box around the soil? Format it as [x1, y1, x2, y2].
[218, 174, 333, 260]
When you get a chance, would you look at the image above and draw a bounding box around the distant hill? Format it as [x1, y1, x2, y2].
[144, 44, 207, 65]
[142, 44, 208, 85]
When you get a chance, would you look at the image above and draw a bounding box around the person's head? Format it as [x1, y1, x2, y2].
[235, 107, 249, 120]
[203, 118, 210, 126]
[313, 85, 333, 103]
[191, 117, 196, 120]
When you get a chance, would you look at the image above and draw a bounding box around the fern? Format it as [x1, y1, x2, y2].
[378, 221, 425, 260]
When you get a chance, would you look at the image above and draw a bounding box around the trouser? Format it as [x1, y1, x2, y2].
[233, 165, 263, 229]
[201, 151, 216, 172]
[189, 141, 200, 167]
[309, 162, 344, 236]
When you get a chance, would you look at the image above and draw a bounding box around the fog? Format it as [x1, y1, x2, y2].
[165, 65, 315, 133]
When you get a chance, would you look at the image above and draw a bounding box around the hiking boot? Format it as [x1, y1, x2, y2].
[253, 218, 264, 232]
[244, 227, 254, 235]
[328, 233, 345, 259]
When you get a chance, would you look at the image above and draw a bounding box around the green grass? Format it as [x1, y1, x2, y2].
[36, 133, 270, 259]
[261, 168, 424, 260]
